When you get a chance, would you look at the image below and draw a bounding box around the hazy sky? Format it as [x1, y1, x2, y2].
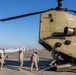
[0, 0, 76, 48]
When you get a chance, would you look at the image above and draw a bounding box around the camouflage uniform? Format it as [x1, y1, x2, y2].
[0, 53, 5, 70]
[50, 50, 59, 67]
[31, 52, 39, 71]
[18, 48, 25, 71]
[3, 53, 8, 66]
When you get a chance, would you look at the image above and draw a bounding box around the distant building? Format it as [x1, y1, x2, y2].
[0, 48, 5, 50]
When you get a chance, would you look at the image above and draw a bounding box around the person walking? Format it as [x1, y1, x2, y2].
[50, 49, 59, 67]
[3, 53, 8, 66]
[0, 53, 5, 70]
[30, 52, 39, 71]
[18, 47, 25, 71]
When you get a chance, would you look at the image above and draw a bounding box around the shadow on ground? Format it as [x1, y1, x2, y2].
[5, 59, 52, 71]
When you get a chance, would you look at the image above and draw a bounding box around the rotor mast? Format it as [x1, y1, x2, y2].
[56, 0, 63, 9]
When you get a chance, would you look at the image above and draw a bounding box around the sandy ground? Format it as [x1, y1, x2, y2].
[0, 50, 76, 75]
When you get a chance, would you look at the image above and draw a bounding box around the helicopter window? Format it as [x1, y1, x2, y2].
[48, 14, 54, 22]
[48, 14, 52, 17]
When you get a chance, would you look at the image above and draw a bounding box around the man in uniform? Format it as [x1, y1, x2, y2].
[0, 53, 5, 70]
[50, 49, 59, 67]
[18, 47, 25, 71]
[3, 53, 8, 66]
[30, 52, 39, 71]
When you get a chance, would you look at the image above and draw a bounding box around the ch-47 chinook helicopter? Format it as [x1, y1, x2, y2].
[1, 0, 76, 72]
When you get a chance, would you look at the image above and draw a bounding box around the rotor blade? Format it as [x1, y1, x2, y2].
[66, 9, 76, 14]
[0, 8, 53, 21]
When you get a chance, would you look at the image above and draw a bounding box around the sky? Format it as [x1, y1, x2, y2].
[0, 0, 76, 48]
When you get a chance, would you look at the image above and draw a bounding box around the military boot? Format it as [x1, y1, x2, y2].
[18, 67, 23, 71]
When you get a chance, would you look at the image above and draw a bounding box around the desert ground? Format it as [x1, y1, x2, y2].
[0, 50, 76, 75]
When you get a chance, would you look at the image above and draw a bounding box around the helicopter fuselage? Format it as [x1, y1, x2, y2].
[39, 10, 76, 59]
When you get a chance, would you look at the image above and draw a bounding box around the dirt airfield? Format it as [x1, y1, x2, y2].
[0, 50, 76, 75]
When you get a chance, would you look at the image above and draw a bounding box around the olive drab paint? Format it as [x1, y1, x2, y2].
[39, 10, 76, 58]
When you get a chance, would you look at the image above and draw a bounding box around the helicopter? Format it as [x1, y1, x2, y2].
[1, 0, 76, 72]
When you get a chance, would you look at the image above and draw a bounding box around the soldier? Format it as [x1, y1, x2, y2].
[50, 49, 59, 67]
[30, 52, 39, 71]
[0, 53, 5, 70]
[18, 47, 25, 71]
[3, 53, 8, 66]
[3, 48, 8, 66]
